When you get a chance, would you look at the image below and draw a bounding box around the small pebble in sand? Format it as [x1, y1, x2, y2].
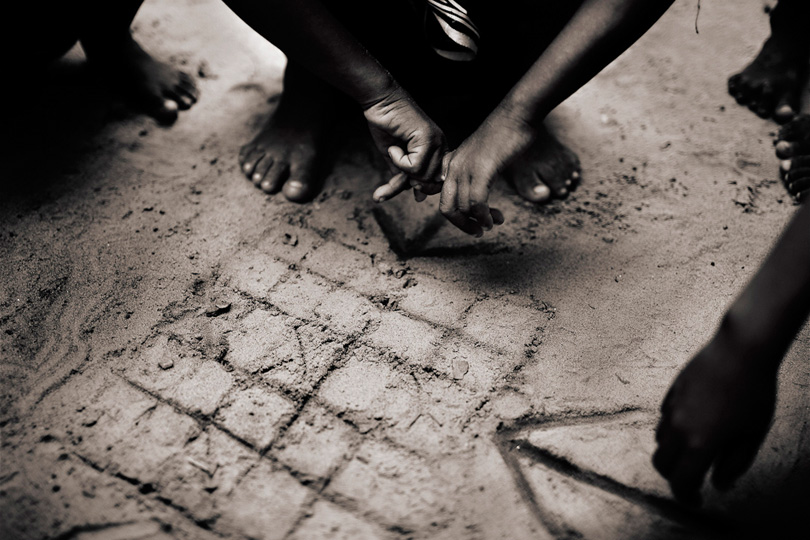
[281, 233, 298, 246]
[205, 302, 231, 317]
[452, 360, 469, 380]
[158, 357, 174, 370]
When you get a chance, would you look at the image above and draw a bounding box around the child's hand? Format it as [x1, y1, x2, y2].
[653, 334, 777, 506]
[364, 86, 446, 203]
[438, 110, 534, 236]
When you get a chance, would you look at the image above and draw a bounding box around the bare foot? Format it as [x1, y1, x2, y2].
[777, 114, 810, 201]
[728, 36, 806, 123]
[505, 126, 581, 203]
[239, 66, 336, 203]
[90, 36, 198, 124]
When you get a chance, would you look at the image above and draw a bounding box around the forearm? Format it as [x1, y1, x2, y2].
[722, 202, 810, 370]
[224, 0, 395, 107]
[499, 0, 675, 125]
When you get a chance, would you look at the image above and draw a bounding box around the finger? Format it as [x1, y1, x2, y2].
[470, 173, 493, 231]
[470, 203, 493, 230]
[711, 436, 764, 491]
[424, 145, 445, 181]
[652, 422, 683, 479]
[668, 447, 715, 506]
[373, 173, 411, 202]
[440, 176, 483, 237]
[457, 173, 471, 215]
[411, 179, 443, 195]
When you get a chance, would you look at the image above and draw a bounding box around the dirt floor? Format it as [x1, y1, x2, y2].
[2, 0, 809, 539]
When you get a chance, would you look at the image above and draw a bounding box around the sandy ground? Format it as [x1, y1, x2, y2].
[1, 0, 809, 539]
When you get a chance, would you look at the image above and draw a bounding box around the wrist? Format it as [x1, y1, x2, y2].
[475, 106, 536, 159]
[357, 73, 400, 110]
[714, 307, 784, 376]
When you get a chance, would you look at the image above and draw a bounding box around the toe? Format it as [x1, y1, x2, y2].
[776, 140, 810, 159]
[151, 98, 179, 125]
[778, 114, 810, 141]
[241, 149, 263, 177]
[163, 86, 192, 111]
[252, 156, 275, 186]
[262, 161, 290, 194]
[780, 159, 792, 177]
[282, 179, 313, 203]
[528, 180, 552, 203]
[773, 92, 799, 125]
[775, 140, 794, 158]
[788, 177, 810, 196]
[727, 74, 742, 95]
[178, 71, 198, 96]
[774, 104, 797, 124]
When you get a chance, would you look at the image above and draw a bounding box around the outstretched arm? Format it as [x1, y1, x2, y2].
[440, 0, 675, 235]
[224, 0, 445, 186]
[654, 200, 810, 505]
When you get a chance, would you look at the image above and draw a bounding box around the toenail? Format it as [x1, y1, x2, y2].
[776, 141, 792, 154]
[533, 184, 550, 196]
[163, 99, 178, 112]
[558, 188, 568, 196]
[253, 173, 262, 182]
[243, 163, 252, 172]
[572, 171, 580, 180]
[565, 179, 572, 186]
[781, 160, 792, 172]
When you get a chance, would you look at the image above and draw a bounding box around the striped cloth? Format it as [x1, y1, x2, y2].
[424, 0, 481, 61]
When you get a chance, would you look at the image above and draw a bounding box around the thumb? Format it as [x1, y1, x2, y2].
[373, 172, 411, 203]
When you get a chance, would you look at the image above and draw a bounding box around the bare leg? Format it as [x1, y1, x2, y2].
[728, 0, 810, 124]
[79, 0, 199, 124]
[239, 63, 340, 203]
